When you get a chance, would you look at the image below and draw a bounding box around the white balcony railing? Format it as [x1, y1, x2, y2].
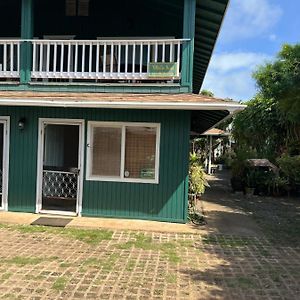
[31, 39, 189, 81]
[0, 40, 20, 78]
[0, 39, 189, 83]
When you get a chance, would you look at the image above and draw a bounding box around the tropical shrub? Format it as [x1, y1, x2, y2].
[277, 155, 300, 186]
[189, 152, 209, 195]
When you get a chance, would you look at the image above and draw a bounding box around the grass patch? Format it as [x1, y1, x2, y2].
[3, 256, 44, 266]
[13, 225, 113, 245]
[226, 277, 258, 289]
[52, 277, 68, 291]
[1, 294, 23, 300]
[82, 253, 119, 272]
[59, 262, 72, 268]
[1, 272, 13, 281]
[117, 234, 181, 263]
[125, 259, 136, 271]
[166, 273, 177, 284]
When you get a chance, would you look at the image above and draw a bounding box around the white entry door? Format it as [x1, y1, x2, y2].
[0, 117, 10, 211]
[36, 119, 84, 216]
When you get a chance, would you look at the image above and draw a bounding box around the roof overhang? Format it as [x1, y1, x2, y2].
[0, 98, 244, 112]
[0, 91, 245, 134]
[193, 0, 230, 93]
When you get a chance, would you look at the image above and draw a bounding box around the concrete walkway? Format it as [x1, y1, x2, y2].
[0, 211, 201, 234]
[201, 170, 263, 237]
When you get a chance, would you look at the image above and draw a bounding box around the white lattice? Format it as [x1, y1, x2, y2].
[42, 170, 78, 199]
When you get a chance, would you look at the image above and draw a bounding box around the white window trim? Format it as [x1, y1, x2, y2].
[86, 121, 160, 184]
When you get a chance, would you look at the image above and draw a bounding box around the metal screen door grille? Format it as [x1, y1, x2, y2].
[42, 170, 78, 199]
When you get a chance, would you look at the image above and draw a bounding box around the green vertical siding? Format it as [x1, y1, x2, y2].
[0, 107, 190, 223]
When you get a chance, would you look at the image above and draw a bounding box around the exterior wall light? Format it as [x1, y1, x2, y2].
[18, 118, 26, 130]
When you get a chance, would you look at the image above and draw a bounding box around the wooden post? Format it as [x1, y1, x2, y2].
[208, 135, 212, 175]
[20, 0, 34, 84]
[181, 0, 196, 92]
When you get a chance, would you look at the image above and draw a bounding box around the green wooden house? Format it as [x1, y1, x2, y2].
[0, 0, 244, 223]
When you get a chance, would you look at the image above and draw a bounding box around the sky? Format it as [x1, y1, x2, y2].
[202, 0, 300, 101]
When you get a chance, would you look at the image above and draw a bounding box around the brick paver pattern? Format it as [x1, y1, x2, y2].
[0, 227, 299, 300]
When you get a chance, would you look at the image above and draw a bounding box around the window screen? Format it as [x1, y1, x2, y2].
[91, 127, 122, 177]
[88, 122, 159, 183]
[125, 127, 157, 179]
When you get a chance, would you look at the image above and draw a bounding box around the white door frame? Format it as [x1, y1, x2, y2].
[0, 117, 10, 211]
[36, 118, 85, 216]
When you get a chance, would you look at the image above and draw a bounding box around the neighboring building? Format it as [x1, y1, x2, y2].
[0, 0, 244, 223]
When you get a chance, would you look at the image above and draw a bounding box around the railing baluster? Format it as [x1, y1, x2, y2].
[125, 43, 128, 76]
[82, 43, 86, 75]
[3, 43, 7, 73]
[39, 42, 43, 73]
[117, 43, 121, 76]
[10, 43, 13, 72]
[110, 43, 114, 75]
[154, 42, 158, 63]
[96, 43, 100, 75]
[46, 42, 50, 74]
[89, 42, 93, 75]
[132, 42, 136, 74]
[177, 41, 181, 77]
[60, 42, 64, 74]
[17, 42, 20, 72]
[74, 42, 78, 74]
[147, 42, 151, 73]
[53, 42, 57, 74]
[162, 42, 165, 63]
[170, 42, 174, 62]
[67, 42, 71, 74]
[139, 42, 143, 75]
[103, 43, 107, 75]
[32, 42, 36, 72]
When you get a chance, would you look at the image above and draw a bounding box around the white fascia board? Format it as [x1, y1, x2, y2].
[0, 98, 246, 113]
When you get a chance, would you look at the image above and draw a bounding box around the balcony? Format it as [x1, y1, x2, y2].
[0, 38, 189, 84]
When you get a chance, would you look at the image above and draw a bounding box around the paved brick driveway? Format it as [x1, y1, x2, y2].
[0, 226, 299, 299]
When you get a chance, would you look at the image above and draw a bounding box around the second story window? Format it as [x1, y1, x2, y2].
[66, 0, 90, 17]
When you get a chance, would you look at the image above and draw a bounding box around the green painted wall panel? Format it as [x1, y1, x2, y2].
[0, 107, 190, 223]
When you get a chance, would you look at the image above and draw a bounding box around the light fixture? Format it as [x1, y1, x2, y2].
[18, 118, 26, 130]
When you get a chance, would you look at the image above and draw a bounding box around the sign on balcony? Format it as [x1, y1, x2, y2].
[148, 62, 178, 78]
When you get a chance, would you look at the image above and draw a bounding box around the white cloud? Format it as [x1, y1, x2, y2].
[202, 52, 271, 101]
[209, 52, 271, 73]
[221, 0, 282, 42]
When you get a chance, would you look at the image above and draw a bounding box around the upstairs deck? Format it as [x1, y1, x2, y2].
[0, 38, 189, 84]
[0, 0, 195, 94]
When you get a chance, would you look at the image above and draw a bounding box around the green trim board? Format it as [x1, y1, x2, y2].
[1, 106, 190, 223]
[0, 83, 190, 94]
[20, 0, 34, 84]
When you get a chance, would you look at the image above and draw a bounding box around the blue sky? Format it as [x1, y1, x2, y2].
[202, 0, 300, 101]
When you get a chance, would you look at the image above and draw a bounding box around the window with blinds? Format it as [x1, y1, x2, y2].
[87, 122, 160, 183]
[66, 0, 90, 17]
